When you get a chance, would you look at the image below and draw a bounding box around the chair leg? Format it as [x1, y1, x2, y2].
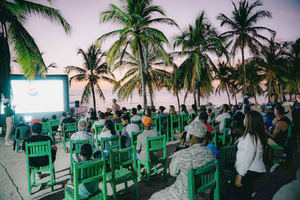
[111, 183, 117, 200]
[163, 161, 168, 181]
[16, 139, 19, 153]
[138, 162, 142, 179]
[134, 176, 139, 200]
[146, 165, 151, 182]
[28, 172, 32, 195]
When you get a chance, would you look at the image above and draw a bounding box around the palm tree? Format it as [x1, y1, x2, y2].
[174, 11, 227, 107]
[113, 47, 172, 106]
[214, 62, 234, 105]
[217, 0, 274, 95]
[0, 0, 71, 99]
[98, 0, 178, 110]
[65, 44, 115, 112]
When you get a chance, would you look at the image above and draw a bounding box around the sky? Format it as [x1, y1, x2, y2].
[11, 0, 300, 84]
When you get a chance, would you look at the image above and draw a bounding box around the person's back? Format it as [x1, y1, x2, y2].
[215, 104, 231, 133]
[91, 112, 106, 132]
[62, 112, 76, 125]
[121, 115, 140, 148]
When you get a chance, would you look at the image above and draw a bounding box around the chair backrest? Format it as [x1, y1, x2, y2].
[188, 160, 219, 200]
[131, 131, 143, 147]
[100, 135, 121, 153]
[114, 123, 124, 132]
[287, 125, 293, 139]
[137, 113, 144, 117]
[73, 159, 106, 199]
[63, 122, 77, 133]
[181, 113, 190, 126]
[25, 140, 52, 166]
[109, 146, 136, 172]
[132, 120, 143, 130]
[41, 122, 50, 135]
[145, 135, 167, 161]
[49, 119, 60, 127]
[70, 139, 93, 155]
[94, 125, 104, 134]
[158, 115, 169, 135]
[170, 114, 181, 129]
[15, 125, 30, 140]
[224, 118, 233, 129]
[219, 144, 237, 170]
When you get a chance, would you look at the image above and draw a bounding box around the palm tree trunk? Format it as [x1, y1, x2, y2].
[197, 86, 201, 108]
[234, 93, 238, 105]
[225, 85, 231, 106]
[90, 80, 97, 112]
[241, 46, 247, 96]
[193, 90, 197, 105]
[176, 92, 180, 110]
[137, 39, 147, 111]
[183, 90, 189, 104]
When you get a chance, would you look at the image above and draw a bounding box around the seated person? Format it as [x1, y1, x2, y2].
[180, 104, 188, 115]
[51, 115, 59, 132]
[87, 111, 98, 130]
[145, 108, 152, 117]
[68, 120, 94, 162]
[104, 108, 113, 120]
[199, 111, 214, 133]
[150, 122, 214, 200]
[60, 112, 67, 123]
[22, 122, 57, 168]
[265, 106, 276, 130]
[13, 117, 30, 150]
[169, 105, 177, 115]
[214, 104, 231, 133]
[60, 111, 76, 130]
[130, 108, 142, 122]
[136, 117, 159, 162]
[137, 104, 144, 114]
[232, 105, 245, 138]
[156, 106, 169, 133]
[112, 110, 122, 124]
[65, 143, 99, 198]
[266, 104, 291, 147]
[207, 108, 215, 123]
[90, 112, 106, 133]
[121, 114, 140, 148]
[189, 104, 198, 120]
[121, 107, 129, 115]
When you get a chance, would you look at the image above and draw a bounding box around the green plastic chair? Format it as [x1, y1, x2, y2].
[25, 140, 55, 195]
[219, 118, 233, 145]
[64, 159, 107, 200]
[270, 125, 293, 163]
[114, 123, 124, 132]
[100, 135, 121, 159]
[188, 160, 220, 200]
[107, 146, 139, 200]
[181, 113, 190, 132]
[48, 119, 61, 142]
[94, 125, 104, 150]
[131, 131, 143, 147]
[70, 139, 93, 174]
[157, 115, 169, 140]
[170, 114, 181, 141]
[41, 121, 51, 136]
[132, 120, 143, 130]
[137, 135, 168, 182]
[14, 125, 30, 152]
[62, 122, 77, 152]
[219, 144, 237, 199]
[137, 113, 144, 117]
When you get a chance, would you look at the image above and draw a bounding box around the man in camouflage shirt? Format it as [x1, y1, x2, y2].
[150, 122, 214, 200]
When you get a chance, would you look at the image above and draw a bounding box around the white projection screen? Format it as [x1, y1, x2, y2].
[1, 75, 69, 115]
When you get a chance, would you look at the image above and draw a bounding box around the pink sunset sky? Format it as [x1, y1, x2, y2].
[11, 0, 300, 87]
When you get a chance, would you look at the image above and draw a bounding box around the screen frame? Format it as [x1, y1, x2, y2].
[0, 74, 69, 119]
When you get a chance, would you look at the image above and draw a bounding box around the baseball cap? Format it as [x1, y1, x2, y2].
[142, 116, 152, 126]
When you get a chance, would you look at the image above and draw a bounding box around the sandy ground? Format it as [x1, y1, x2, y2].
[0, 137, 178, 200]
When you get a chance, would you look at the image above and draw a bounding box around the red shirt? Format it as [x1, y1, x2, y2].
[205, 123, 214, 133]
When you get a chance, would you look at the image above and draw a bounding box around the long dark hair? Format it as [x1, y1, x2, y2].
[243, 110, 266, 146]
[104, 120, 116, 135]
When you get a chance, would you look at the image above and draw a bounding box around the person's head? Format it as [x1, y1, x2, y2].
[90, 111, 97, 119]
[106, 108, 112, 114]
[52, 115, 57, 120]
[296, 93, 300, 103]
[99, 112, 105, 119]
[104, 120, 116, 135]
[122, 107, 127, 112]
[62, 112, 66, 117]
[78, 120, 87, 131]
[114, 110, 122, 119]
[187, 122, 207, 146]
[192, 104, 197, 112]
[19, 117, 25, 124]
[137, 104, 142, 111]
[142, 116, 152, 130]
[145, 108, 152, 117]
[112, 98, 117, 103]
[131, 108, 137, 115]
[80, 143, 93, 161]
[222, 104, 229, 113]
[151, 106, 156, 112]
[199, 112, 209, 123]
[121, 114, 130, 126]
[66, 111, 72, 118]
[32, 122, 42, 135]
[169, 105, 175, 113]
[243, 110, 266, 146]
[181, 104, 187, 112]
[159, 106, 166, 113]
[42, 117, 48, 122]
[274, 104, 287, 118]
[232, 105, 239, 113]
[200, 105, 206, 112]
[208, 108, 212, 114]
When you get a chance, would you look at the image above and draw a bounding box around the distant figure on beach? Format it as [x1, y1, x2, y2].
[112, 98, 120, 114]
[3, 99, 14, 146]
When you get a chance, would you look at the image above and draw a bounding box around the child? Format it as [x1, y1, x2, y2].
[65, 143, 99, 198]
[204, 133, 219, 159]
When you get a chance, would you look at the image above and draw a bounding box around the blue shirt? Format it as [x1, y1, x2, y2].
[265, 113, 275, 130]
[206, 142, 219, 159]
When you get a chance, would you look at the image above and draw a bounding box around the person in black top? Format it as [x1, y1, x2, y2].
[13, 117, 30, 150]
[60, 112, 76, 126]
[112, 110, 122, 124]
[232, 105, 245, 138]
[22, 122, 57, 167]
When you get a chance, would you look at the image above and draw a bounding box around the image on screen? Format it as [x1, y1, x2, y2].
[4, 80, 64, 114]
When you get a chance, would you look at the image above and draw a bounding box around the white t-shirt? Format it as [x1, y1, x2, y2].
[122, 123, 140, 147]
[215, 112, 231, 132]
[136, 129, 158, 161]
[131, 115, 142, 122]
[91, 119, 106, 130]
[96, 130, 119, 141]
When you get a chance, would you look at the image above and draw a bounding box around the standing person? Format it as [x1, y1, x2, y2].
[150, 122, 213, 200]
[229, 110, 266, 200]
[3, 99, 14, 146]
[136, 117, 158, 162]
[121, 115, 140, 148]
[214, 104, 231, 133]
[112, 98, 120, 114]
